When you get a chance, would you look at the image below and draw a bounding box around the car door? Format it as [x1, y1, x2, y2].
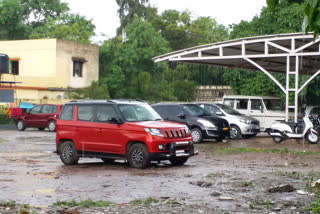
[75, 104, 97, 152]
[39, 105, 54, 127]
[93, 104, 123, 153]
[249, 99, 266, 129]
[165, 106, 187, 124]
[24, 105, 42, 127]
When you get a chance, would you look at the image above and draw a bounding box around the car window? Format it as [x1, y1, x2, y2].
[77, 105, 95, 122]
[42, 105, 52, 113]
[236, 99, 248, 110]
[216, 104, 241, 115]
[203, 104, 219, 115]
[60, 105, 74, 120]
[165, 106, 183, 117]
[30, 105, 42, 114]
[251, 99, 263, 110]
[52, 106, 57, 113]
[119, 104, 161, 122]
[152, 106, 167, 117]
[183, 104, 210, 117]
[224, 99, 234, 108]
[96, 105, 117, 122]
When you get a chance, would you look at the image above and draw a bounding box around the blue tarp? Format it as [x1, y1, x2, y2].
[19, 102, 33, 110]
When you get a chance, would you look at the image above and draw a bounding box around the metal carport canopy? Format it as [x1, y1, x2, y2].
[153, 32, 320, 123]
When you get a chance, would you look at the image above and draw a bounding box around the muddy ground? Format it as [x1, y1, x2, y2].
[1, 129, 320, 213]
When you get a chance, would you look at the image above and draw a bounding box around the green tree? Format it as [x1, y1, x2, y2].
[21, 0, 69, 28]
[0, 0, 30, 39]
[115, 0, 151, 35]
[231, 0, 304, 39]
[29, 14, 95, 43]
[0, 0, 94, 42]
[267, 0, 320, 38]
[99, 18, 171, 101]
[151, 10, 229, 50]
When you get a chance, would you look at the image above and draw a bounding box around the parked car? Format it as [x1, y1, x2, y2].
[15, 104, 62, 132]
[197, 103, 260, 139]
[223, 95, 293, 130]
[151, 103, 230, 143]
[56, 100, 197, 169]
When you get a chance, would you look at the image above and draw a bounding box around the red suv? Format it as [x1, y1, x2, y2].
[15, 104, 62, 132]
[56, 100, 197, 168]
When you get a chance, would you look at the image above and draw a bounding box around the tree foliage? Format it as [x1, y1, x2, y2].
[266, 0, 320, 38]
[29, 14, 95, 43]
[0, 0, 95, 42]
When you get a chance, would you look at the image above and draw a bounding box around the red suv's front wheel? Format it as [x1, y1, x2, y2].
[127, 143, 150, 169]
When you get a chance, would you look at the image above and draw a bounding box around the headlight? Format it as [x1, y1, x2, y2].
[197, 119, 216, 129]
[144, 128, 164, 137]
[240, 119, 252, 124]
[184, 126, 191, 134]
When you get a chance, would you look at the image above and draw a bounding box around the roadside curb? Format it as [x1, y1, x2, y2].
[0, 124, 16, 130]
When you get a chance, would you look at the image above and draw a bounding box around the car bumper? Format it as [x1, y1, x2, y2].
[240, 124, 260, 135]
[150, 141, 198, 161]
[202, 127, 230, 139]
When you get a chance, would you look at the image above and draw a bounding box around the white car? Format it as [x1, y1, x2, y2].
[223, 95, 293, 130]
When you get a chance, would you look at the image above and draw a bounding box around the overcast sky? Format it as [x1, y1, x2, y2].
[65, 0, 267, 43]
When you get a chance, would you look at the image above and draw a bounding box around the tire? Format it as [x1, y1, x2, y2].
[101, 158, 115, 163]
[127, 143, 150, 169]
[272, 136, 284, 144]
[17, 120, 26, 131]
[306, 132, 319, 144]
[38, 128, 45, 131]
[242, 134, 256, 139]
[59, 141, 79, 165]
[169, 157, 189, 166]
[230, 125, 241, 139]
[48, 120, 56, 132]
[191, 128, 203, 144]
[215, 137, 224, 142]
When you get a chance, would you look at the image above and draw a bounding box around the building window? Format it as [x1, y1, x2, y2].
[72, 58, 87, 77]
[9, 61, 19, 75]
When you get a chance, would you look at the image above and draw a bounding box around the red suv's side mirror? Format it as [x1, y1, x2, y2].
[110, 117, 124, 125]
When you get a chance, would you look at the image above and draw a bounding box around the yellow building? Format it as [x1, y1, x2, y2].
[0, 39, 99, 105]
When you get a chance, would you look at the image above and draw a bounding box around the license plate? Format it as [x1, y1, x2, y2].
[174, 141, 189, 145]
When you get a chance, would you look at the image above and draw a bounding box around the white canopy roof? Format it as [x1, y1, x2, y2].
[153, 33, 320, 122]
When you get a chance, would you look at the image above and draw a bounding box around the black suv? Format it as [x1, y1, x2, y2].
[151, 103, 230, 143]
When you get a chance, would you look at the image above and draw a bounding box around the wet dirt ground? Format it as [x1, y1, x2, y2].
[1, 129, 320, 213]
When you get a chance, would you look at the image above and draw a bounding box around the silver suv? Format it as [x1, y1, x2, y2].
[197, 103, 260, 139]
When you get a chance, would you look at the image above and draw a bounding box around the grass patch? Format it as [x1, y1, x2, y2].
[54, 199, 113, 207]
[130, 197, 158, 205]
[240, 181, 252, 187]
[302, 198, 320, 213]
[263, 200, 273, 209]
[211, 147, 320, 156]
[206, 172, 225, 178]
[0, 200, 16, 208]
[271, 171, 304, 179]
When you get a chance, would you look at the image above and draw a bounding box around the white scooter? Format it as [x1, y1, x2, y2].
[266, 112, 319, 144]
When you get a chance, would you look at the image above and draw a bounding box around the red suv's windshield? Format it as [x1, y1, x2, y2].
[118, 104, 162, 122]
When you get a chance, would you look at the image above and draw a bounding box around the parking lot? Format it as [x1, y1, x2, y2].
[1, 129, 320, 213]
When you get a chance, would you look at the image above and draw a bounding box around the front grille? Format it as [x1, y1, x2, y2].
[164, 128, 187, 139]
